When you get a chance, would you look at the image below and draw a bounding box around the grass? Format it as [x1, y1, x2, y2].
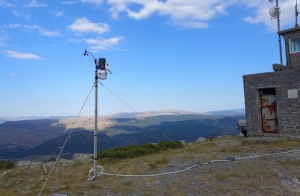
[1, 136, 300, 195]
[148, 156, 170, 169]
[111, 181, 134, 194]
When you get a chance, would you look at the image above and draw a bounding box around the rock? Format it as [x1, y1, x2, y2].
[17, 161, 32, 167]
[273, 169, 284, 178]
[17, 161, 42, 168]
[30, 162, 43, 169]
[58, 159, 73, 166]
[179, 140, 187, 145]
[72, 153, 93, 162]
[292, 177, 300, 185]
[44, 161, 55, 167]
[196, 137, 207, 143]
[281, 179, 300, 192]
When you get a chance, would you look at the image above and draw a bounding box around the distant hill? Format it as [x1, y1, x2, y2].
[0, 116, 73, 125]
[112, 116, 240, 145]
[207, 108, 245, 116]
[2, 131, 116, 160]
[110, 110, 210, 118]
[0, 111, 245, 161]
[0, 119, 84, 151]
[0, 109, 244, 124]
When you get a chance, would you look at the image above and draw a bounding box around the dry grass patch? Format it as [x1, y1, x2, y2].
[1, 136, 300, 195]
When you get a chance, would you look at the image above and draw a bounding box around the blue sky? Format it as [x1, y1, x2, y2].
[0, 0, 298, 117]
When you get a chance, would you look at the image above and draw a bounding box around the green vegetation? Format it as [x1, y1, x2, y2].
[148, 156, 170, 169]
[1, 136, 300, 195]
[0, 160, 15, 170]
[98, 140, 183, 160]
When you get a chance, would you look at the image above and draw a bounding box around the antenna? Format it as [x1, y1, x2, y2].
[268, 0, 283, 65]
[296, 0, 299, 27]
[269, 6, 281, 19]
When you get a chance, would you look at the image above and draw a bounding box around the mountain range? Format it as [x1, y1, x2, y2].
[0, 109, 244, 161]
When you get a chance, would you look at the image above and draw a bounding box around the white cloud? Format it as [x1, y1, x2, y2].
[81, 0, 103, 4]
[39, 29, 61, 36]
[23, 24, 40, 29]
[85, 37, 123, 51]
[107, 0, 234, 29]
[54, 11, 64, 17]
[9, 24, 21, 28]
[105, 0, 299, 30]
[0, 0, 16, 7]
[5, 50, 41, 60]
[68, 18, 109, 34]
[174, 20, 208, 29]
[12, 11, 31, 19]
[243, 0, 297, 31]
[24, 0, 47, 7]
[10, 73, 17, 77]
[23, 25, 60, 36]
[62, 1, 77, 4]
[0, 33, 8, 47]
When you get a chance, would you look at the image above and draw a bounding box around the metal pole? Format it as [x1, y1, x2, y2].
[93, 69, 98, 179]
[276, 0, 283, 65]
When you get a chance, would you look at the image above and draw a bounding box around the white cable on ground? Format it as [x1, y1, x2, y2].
[94, 149, 300, 178]
[234, 149, 299, 160]
[102, 164, 200, 177]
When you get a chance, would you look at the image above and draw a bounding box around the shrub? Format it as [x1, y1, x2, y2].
[158, 140, 183, 150]
[98, 141, 183, 160]
[0, 160, 15, 169]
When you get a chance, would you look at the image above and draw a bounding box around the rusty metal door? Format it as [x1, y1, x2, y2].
[259, 88, 279, 133]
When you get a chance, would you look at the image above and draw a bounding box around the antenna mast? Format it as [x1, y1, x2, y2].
[296, 0, 299, 27]
[269, 0, 283, 65]
[276, 0, 283, 65]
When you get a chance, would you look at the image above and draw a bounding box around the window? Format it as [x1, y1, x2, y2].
[290, 36, 300, 53]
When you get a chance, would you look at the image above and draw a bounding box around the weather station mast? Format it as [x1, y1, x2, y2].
[84, 50, 112, 181]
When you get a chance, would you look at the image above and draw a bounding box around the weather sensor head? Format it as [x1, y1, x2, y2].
[99, 70, 107, 80]
[96, 58, 107, 80]
[268, 0, 273, 2]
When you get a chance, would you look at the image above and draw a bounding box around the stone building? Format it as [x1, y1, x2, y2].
[243, 26, 300, 137]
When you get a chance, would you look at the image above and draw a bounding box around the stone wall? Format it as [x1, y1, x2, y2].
[243, 68, 300, 137]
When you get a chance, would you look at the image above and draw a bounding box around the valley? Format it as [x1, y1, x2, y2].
[0, 110, 243, 161]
